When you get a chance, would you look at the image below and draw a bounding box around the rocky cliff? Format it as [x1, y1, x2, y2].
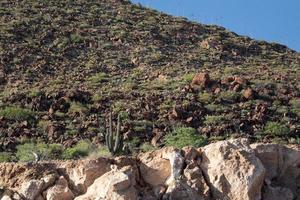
[0, 139, 299, 200]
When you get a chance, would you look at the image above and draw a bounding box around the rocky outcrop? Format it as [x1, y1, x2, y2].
[0, 139, 299, 200]
[200, 139, 265, 200]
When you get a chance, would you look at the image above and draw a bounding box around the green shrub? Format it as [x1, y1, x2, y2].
[165, 127, 207, 148]
[263, 122, 290, 136]
[204, 115, 226, 126]
[289, 99, 300, 117]
[182, 73, 195, 83]
[140, 142, 156, 152]
[218, 91, 240, 101]
[62, 140, 93, 159]
[16, 143, 63, 162]
[0, 152, 13, 162]
[68, 102, 89, 115]
[88, 72, 109, 85]
[198, 92, 213, 104]
[88, 145, 111, 158]
[0, 106, 34, 121]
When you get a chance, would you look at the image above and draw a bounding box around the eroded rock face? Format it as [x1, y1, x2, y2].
[251, 143, 300, 198]
[200, 139, 266, 200]
[74, 166, 138, 200]
[20, 180, 44, 200]
[43, 176, 74, 200]
[0, 139, 299, 200]
[61, 158, 112, 194]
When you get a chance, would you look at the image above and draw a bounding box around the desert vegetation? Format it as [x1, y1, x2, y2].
[0, 0, 299, 161]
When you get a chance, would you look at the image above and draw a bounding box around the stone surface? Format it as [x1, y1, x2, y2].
[200, 139, 265, 200]
[74, 166, 138, 200]
[191, 73, 210, 87]
[44, 176, 74, 200]
[0, 139, 299, 200]
[138, 147, 173, 186]
[61, 158, 112, 193]
[20, 180, 44, 200]
[262, 185, 294, 200]
[251, 143, 300, 197]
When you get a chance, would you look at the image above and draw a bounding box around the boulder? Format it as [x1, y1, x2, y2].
[251, 143, 300, 197]
[262, 185, 294, 200]
[43, 176, 74, 200]
[20, 180, 44, 200]
[61, 158, 112, 193]
[74, 166, 138, 200]
[184, 163, 210, 199]
[1, 195, 12, 200]
[200, 139, 265, 200]
[191, 73, 210, 87]
[243, 88, 254, 99]
[138, 147, 184, 187]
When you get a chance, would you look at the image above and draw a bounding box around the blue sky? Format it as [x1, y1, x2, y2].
[131, 0, 300, 51]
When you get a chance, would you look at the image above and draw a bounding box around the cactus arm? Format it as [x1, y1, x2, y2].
[109, 112, 113, 152]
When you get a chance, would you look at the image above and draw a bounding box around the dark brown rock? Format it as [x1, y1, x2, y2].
[192, 73, 210, 87]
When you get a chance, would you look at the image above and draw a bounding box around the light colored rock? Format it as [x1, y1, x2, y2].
[1, 195, 12, 200]
[44, 176, 74, 200]
[62, 158, 112, 193]
[42, 174, 57, 191]
[200, 139, 265, 200]
[250, 143, 282, 180]
[251, 143, 300, 197]
[184, 163, 210, 199]
[138, 147, 173, 186]
[139, 147, 184, 187]
[75, 166, 138, 200]
[163, 180, 201, 200]
[20, 180, 44, 200]
[262, 185, 294, 200]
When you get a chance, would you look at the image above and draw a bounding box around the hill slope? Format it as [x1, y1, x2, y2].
[0, 0, 299, 158]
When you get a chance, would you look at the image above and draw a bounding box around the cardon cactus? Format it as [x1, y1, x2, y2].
[105, 112, 123, 155]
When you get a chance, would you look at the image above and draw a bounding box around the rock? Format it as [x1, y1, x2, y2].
[63, 158, 112, 193]
[191, 73, 210, 87]
[251, 143, 300, 197]
[35, 195, 45, 200]
[182, 147, 201, 164]
[221, 76, 235, 85]
[262, 185, 294, 200]
[138, 148, 172, 187]
[151, 128, 164, 147]
[1, 195, 12, 200]
[200, 139, 265, 200]
[234, 76, 247, 85]
[44, 176, 74, 200]
[250, 143, 282, 180]
[163, 180, 205, 200]
[75, 166, 138, 200]
[243, 88, 254, 99]
[138, 147, 184, 187]
[42, 174, 58, 191]
[183, 163, 210, 199]
[20, 180, 44, 200]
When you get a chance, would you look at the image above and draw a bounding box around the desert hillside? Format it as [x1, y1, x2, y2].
[0, 0, 299, 161]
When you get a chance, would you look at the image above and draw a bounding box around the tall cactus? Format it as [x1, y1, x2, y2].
[105, 112, 123, 155]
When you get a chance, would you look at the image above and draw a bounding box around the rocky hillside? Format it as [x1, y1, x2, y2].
[0, 0, 299, 158]
[0, 139, 299, 200]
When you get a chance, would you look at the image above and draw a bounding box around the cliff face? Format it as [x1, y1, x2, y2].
[1, 139, 299, 200]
